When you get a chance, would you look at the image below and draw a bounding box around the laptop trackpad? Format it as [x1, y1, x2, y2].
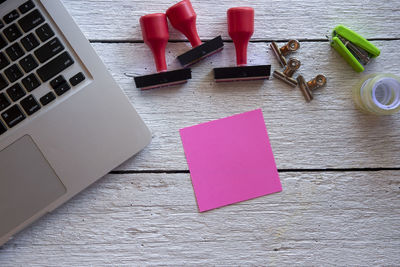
[0, 135, 66, 238]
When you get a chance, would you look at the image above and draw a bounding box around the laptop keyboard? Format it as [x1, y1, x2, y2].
[0, 0, 86, 135]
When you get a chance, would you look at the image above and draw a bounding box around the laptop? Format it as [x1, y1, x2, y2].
[0, 0, 151, 246]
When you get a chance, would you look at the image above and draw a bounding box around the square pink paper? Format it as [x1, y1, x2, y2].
[179, 109, 282, 212]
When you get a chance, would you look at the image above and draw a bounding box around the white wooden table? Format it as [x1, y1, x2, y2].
[1, 0, 400, 265]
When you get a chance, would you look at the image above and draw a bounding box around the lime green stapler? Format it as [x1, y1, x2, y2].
[331, 25, 380, 72]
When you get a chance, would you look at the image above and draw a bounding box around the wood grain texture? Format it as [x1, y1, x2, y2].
[0, 171, 399, 266]
[1, 1, 399, 265]
[60, 0, 400, 41]
[85, 40, 400, 170]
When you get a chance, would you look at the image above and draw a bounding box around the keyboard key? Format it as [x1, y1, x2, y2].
[4, 64, 23, 83]
[19, 54, 38, 73]
[18, 9, 44, 33]
[0, 20, 4, 30]
[5, 42, 25, 61]
[3, 23, 22, 42]
[0, 52, 10, 70]
[20, 94, 40, 115]
[20, 33, 39, 51]
[54, 82, 70, 96]
[35, 23, 54, 42]
[3, 10, 20, 24]
[37, 52, 74, 82]
[0, 33, 7, 49]
[19, 0, 35, 14]
[50, 75, 66, 89]
[0, 120, 6, 135]
[22, 73, 40, 92]
[7, 83, 26, 101]
[0, 92, 11, 111]
[34, 37, 64, 63]
[69, 72, 85, 86]
[1, 104, 25, 128]
[0, 74, 8, 90]
[40, 91, 55, 106]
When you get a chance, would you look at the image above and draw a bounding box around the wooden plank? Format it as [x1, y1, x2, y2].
[86, 40, 400, 170]
[0, 171, 399, 265]
[61, 0, 400, 41]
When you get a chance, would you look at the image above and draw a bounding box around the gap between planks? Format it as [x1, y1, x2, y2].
[110, 167, 400, 174]
[89, 37, 400, 44]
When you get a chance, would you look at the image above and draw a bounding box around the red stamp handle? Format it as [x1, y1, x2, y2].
[227, 7, 254, 66]
[166, 0, 202, 48]
[140, 13, 169, 72]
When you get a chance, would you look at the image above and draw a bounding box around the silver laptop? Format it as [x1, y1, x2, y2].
[0, 0, 151, 245]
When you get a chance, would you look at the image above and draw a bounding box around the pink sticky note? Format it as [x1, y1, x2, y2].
[179, 109, 282, 212]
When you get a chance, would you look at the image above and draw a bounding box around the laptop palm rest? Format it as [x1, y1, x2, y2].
[0, 135, 66, 238]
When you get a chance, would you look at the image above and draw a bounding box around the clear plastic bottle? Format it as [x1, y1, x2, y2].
[353, 73, 400, 115]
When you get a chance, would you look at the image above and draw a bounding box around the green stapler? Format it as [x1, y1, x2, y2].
[331, 25, 380, 72]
